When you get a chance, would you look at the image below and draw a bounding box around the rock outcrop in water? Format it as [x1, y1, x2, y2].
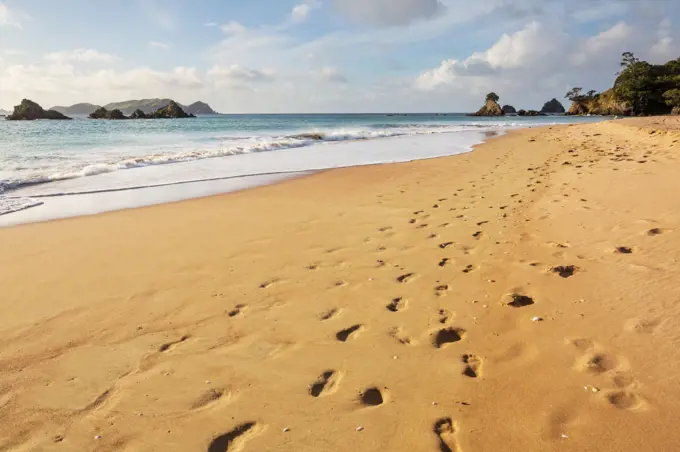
[6, 99, 72, 120]
[107, 109, 128, 120]
[518, 109, 545, 117]
[89, 107, 128, 120]
[88, 102, 195, 120]
[540, 98, 566, 114]
[151, 101, 195, 118]
[470, 93, 504, 116]
[502, 105, 517, 114]
[129, 109, 150, 119]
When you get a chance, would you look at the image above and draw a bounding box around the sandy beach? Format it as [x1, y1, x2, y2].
[2, 118, 680, 451]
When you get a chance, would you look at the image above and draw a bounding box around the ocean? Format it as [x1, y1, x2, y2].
[0, 113, 605, 225]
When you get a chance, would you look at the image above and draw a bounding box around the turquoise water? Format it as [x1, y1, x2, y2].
[0, 113, 606, 220]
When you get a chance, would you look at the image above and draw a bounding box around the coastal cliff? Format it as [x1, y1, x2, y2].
[567, 89, 632, 116]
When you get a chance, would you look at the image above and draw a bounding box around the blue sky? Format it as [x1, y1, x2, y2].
[1, 0, 679, 113]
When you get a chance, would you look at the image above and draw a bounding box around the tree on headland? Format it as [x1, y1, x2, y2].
[565, 88, 599, 103]
[620, 51, 639, 69]
[565, 87, 583, 102]
[485, 92, 500, 103]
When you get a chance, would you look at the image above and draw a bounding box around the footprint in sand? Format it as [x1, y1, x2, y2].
[433, 327, 466, 349]
[389, 327, 415, 345]
[462, 354, 482, 378]
[309, 370, 342, 397]
[158, 335, 190, 352]
[615, 246, 633, 254]
[439, 242, 454, 249]
[336, 325, 363, 342]
[397, 273, 418, 283]
[207, 422, 264, 452]
[259, 279, 279, 289]
[228, 304, 247, 317]
[577, 352, 619, 374]
[320, 308, 340, 321]
[439, 258, 450, 267]
[624, 317, 661, 334]
[433, 418, 461, 452]
[359, 387, 387, 407]
[504, 293, 535, 308]
[647, 228, 668, 236]
[191, 388, 228, 410]
[462, 265, 474, 274]
[387, 297, 407, 312]
[605, 391, 645, 410]
[435, 285, 451, 297]
[551, 265, 578, 278]
[438, 309, 452, 324]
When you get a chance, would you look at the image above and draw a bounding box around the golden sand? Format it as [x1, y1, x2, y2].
[1, 118, 680, 451]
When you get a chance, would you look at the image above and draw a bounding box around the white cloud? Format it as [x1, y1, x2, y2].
[651, 19, 676, 60]
[292, 4, 312, 21]
[334, 0, 445, 26]
[416, 21, 562, 90]
[45, 49, 119, 64]
[208, 65, 275, 86]
[415, 58, 495, 89]
[0, 3, 27, 29]
[149, 41, 170, 50]
[220, 20, 247, 35]
[483, 21, 566, 69]
[570, 22, 633, 65]
[204, 22, 218, 27]
[316, 66, 348, 83]
[292, 0, 321, 22]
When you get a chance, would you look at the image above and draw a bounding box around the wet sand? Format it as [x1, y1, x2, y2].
[1, 117, 680, 451]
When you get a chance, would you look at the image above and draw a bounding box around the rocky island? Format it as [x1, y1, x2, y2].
[88, 101, 195, 120]
[540, 98, 566, 114]
[470, 92, 504, 116]
[6, 99, 72, 120]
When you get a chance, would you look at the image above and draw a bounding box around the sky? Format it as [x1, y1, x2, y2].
[0, 0, 679, 113]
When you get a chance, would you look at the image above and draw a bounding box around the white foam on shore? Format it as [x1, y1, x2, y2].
[0, 197, 44, 217]
[0, 131, 490, 226]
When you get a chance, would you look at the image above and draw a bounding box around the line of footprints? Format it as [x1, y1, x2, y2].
[228, 195, 662, 451]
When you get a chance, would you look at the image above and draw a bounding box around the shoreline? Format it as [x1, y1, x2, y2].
[0, 115, 606, 227]
[1, 117, 679, 451]
[0, 130, 488, 227]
